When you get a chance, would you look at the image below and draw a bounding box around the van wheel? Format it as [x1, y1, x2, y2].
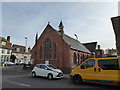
[48, 74, 53, 80]
[32, 72, 36, 78]
[73, 75, 83, 85]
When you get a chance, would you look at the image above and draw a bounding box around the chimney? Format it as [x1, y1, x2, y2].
[7, 36, 10, 42]
[98, 45, 100, 50]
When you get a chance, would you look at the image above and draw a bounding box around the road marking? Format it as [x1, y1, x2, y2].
[3, 79, 31, 87]
[17, 83, 31, 87]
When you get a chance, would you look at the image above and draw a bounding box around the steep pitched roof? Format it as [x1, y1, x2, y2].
[62, 34, 91, 54]
[42, 24, 91, 54]
[82, 42, 97, 53]
[34, 23, 91, 54]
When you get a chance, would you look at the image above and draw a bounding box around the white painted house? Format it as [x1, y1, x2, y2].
[12, 44, 31, 64]
[0, 36, 12, 64]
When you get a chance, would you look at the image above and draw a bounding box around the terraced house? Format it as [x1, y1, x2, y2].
[31, 21, 92, 73]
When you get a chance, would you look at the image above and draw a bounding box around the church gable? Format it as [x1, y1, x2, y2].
[38, 23, 62, 43]
[32, 22, 69, 61]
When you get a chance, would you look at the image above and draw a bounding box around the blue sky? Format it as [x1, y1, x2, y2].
[1, 2, 118, 50]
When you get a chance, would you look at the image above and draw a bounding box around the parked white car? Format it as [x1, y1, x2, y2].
[3, 61, 15, 66]
[31, 64, 63, 80]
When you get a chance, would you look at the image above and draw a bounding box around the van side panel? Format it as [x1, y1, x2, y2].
[97, 58, 120, 85]
[79, 59, 99, 80]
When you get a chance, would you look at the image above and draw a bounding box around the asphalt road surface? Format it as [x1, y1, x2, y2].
[1, 65, 119, 89]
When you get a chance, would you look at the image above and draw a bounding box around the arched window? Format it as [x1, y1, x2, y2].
[73, 52, 77, 64]
[54, 44, 57, 59]
[78, 53, 79, 64]
[40, 46, 42, 59]
[44, 39, 52, 60]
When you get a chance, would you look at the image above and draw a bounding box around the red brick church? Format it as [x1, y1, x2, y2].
[31, 21, 92, 73]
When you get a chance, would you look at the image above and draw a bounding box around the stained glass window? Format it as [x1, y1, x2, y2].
[44, 39, 52, 60]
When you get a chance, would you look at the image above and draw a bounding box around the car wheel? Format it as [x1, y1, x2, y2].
[73, 75, 83, 85]
[32, 72, 36, 78]
[48, 74, 53, 80]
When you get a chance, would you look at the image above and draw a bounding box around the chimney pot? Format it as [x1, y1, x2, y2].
[7, 36, 10, 42]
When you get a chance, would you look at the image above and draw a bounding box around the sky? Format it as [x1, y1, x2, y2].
[1, 1, 119, 50]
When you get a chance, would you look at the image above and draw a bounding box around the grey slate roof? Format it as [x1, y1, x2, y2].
[82, 42, 97, 53]
[62, 34, 91, 54]
[49, 24, 91, 54]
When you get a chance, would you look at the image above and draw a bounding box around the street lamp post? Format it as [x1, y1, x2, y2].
[25, 37, 27, 52]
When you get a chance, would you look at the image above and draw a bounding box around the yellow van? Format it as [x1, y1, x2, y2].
[70, 57, 120, 86]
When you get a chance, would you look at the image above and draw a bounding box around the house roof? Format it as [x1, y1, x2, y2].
[34, 23, 91, 54]
[62, 34, 91, 54]
[12, 44, 26, 48]
[82, 42, 97, 53]
[44, 24, 91, 54]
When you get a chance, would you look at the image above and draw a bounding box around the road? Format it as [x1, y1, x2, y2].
[1, 65, 119, 89]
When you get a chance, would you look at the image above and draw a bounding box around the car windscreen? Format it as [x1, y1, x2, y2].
[47, 65, 57, 69]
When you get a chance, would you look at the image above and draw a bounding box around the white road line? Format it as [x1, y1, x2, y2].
[4, 79, 31, 87]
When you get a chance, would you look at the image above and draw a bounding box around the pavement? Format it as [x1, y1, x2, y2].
[63, 74, 70, 79]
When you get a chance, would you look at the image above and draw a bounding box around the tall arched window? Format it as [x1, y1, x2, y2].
[40, 46, 42, 59]
[73, 52, 77, 64]
[44, 39, 52, 60]
[54, 44, 57, 59]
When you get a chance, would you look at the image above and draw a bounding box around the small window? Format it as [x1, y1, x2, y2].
[2, 50, 5, 54]
[73, 52, 77, 64]
[7, 50, 10, 54]
[16, 48, 20, 52]
[2, 41, 6, 46]
[81, 59, 95, 69]
[98, 59, 119, 70]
